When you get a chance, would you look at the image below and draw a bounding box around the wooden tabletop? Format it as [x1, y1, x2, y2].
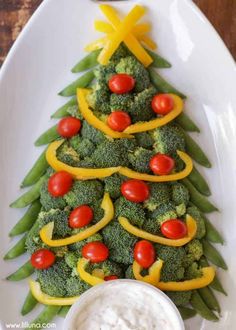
[0, 0, 235, 66]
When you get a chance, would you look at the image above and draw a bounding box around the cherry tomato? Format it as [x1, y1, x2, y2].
[161, 219, 187, 239]
[104, 275, 119, 281]
[134, 240, 156, 269]
[57, 117, 81, 138]
[152, 94, 174, 115]
[69, 205, 93, 228]
[121, 179, 150, 203]
[109, 74, 135, 94]
[107, 111, 131, 132]
[31, 249, 55, 269]
[48, 171, 73, 197]
[149, 154, 175, 175]
[82, 242, 109, 263]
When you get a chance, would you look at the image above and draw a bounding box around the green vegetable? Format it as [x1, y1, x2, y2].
[188, 166, 211, 196]
[171, 182, 190, 206]
[146, 48, 171, 68]
[6, 260, 34, 281]
[51, 97, 77, 118]
[87, 81, 111, 115]
[178, 306, 197, 320]
[175, 113, 200, 132]
[58, 306, 70, 318]
[104, 174, 125, 199]
[66, 276, 91, 296]
[70, 136, 96, 158]
[25, 222, 43, 254]
[57, 141, 81, 166]
[125, 265, 135, 279]
[81, 121, 106, 145]
[147, 202, 177, 234]
[72, 49, 101, 73]
[86, 259, 124, 278]
[40, 179, 67, 211]
[166, 291, 192, 306]
[135, 132, 154, 149]
[184, 239, 203, 267]
[115, 197, 146, 228]
[186, 206, 206, 239]
[28, 305, 61, 330]
[202, 239, 227, 270]
[21, 290, 38, 316]
[59, 70, 95, 97]
[190, 291, 218, 321]
[198, 286, 220, 313]
[128, 147, 154, 173]
[110, 93, 133, 112]
[202, 215, 224, 244]
[185, 262, 202, 280]
[144, 183, 171, 212]
[69, 233, 103, 252]
[4, 234, 27, 260]
[34, 125, 60, 146]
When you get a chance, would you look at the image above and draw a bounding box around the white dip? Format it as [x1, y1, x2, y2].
[71, 281, 183, 330]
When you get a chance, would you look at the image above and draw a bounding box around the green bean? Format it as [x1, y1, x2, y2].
[198, 286, 220, 313]
[21, 290, 38, 316]
[175, 112, 200, 132]
[28, 305, 61, 330]
[10, 174, 47, 208]
[21, 149, 48, 187]
[148, 68, 186, 99]
[72, 49, 101, 73]
[51, 97, 77, 119]
[58, 306, 71, 318]
[188, 165, 211, 196]
[6, 260, 34, 281]
[203, 216, 224, 244]
[34, 125, 59, 146]
[4, 234, 27, 260]
[178, 306, 197, 320]
[182, 178, 218, 213]
[59, 70, 95, 97]
[145, 48, 171, 68]
[202, 239, 227, 270]
[9, 200, 41, 237]
[190, 291, 218, 321]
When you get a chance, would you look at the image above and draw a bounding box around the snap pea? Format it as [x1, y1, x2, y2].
[188, 165, 211, 196]
[202, 239, 227, 270]
[145, 48, 171, 68]
[21, 149, 48, 187]
[6, 260, 34, 281]
[58, 306, 71, 318]
[198, 286, 220, 313]
[202, 215, 224, 244]
[175, 112, 200, 132]
[4, 234, 27, 260]
[148, 68, 186, 99]
[182, 178, 218, 213]
[21, 290, 38, 316]
[10, 174, 47, 208]
[51, 97, 77, 119]
[72, 49, 101, 73]
[9, 199, 41, 237]
[190, 291, 218, 321]
[178, 306, 197, 320]
[34, 125, 59, 147]
[28, 305, 61, 330]
[59, 70, 95, 97]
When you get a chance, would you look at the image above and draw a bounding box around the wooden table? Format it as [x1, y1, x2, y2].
[0, 0, 235, 65]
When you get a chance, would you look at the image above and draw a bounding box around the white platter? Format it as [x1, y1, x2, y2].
[0, 0, 235, 329]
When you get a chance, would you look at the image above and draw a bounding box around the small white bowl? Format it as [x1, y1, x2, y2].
[63, 279, 185, 330]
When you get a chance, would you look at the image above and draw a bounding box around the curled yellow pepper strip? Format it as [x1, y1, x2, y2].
[133, 260, 163, 286]
[94, 21, 151, 36]
[77, 258, 104, 286]
[156, 267, 215, 291]
[119, 151, 193, 183]
[77, 88, 133, 139]
[29, 279, 79, 305]
[40, 193, 114, 247]
[119, 215, 197, 247]
[124, 94, 183, 134]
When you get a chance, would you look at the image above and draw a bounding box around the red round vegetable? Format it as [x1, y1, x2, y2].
[134, 240, 156, 269]
[69, 205, 94, 228]
[149, 154, 175, 175]
[151, 94, 174, 115]
[57, 117, 81, 138]
[121, 179, 150, 203]
[82, 242, 109, 263]
[31, 249, 55, 270]
[48, 171, 73, 197]
[109, 74, 135, 94]
[104, 275, 119, 281]
[161, 219, 187, 239]
[107, 111, 131, 132]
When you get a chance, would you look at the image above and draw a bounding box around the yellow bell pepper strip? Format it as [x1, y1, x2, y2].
[94, 21, 151, 36]
[84, 36, 107, 52]
[133, 260, 163, 286]
[139, 35, 157, 50]
[119, 215, 197, 247]
[77, 88, 133, 139]
[29, 279, 79, 305]
[124, 94, 183, 134]
[77, 258, 104, 286]
[156, 267, 215, 291]
[119, 151, 193, 183]
[46, 140, 120, 179]
[40, 193, 114, 247]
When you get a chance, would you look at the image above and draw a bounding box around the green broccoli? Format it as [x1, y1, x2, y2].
[128, 147, 154, 173]
[40, 180, 67, 211]
[66, 103, 83, 120]
[166, 291, 192, 307]
[57, 141, 81, 167]
[172, 183, 190, 206]
[102, 221, 138, 265]
[25, 222, 44, 254]
[125, 265, 135, 279]
[116, 56, 150, 92]
[184, 239, 203, 267]
[65, 251, 81, 269]
[90, 199, 105, 224]
[110, 44, 130, 63]
[69, 233, 103, 252]
[76, 157, 96, 169]
[104, 174, 125, 199]
[70, 136, 96, 159]
[135, 132, 154, 149]
[144, 183, 171, 211]
[118, 138, 137, 152]
[115, 197, 146, 228]
[66, 276, 91, 296]
[149, 201, 178, 232]
[186, 206, 206, 239]
[110, 93, 133, 111]
[52, 246, 68, 258]
[94, 61, 116, 83]
[86, 260, 124, 278]
[142, 217, 160, 235]
[64, 180, 104, 208]
[81, 121, 106, 145]
[185, 262, 203, 280]
[87, 81, 111, 114]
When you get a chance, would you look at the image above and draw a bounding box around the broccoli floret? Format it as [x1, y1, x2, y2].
[125, 265, 135, 279]
[65, 251, 80, 269]
[118, 138, 137, 152]
[69, 233, 103, 252]
[86, 260, 124, 278]
[142, 218, 160, 235]
[185, 262, 203, 280]
[116, 56, 150, 92]
[102, 221, 138, 265]
[87, 81, 111, 114]
[104, 174, 125, 199]
[110, 44, 130, 63]
[172, 183, 190, 206]
[57, 141, 81, 167]
[77, 157, 96, 169]
[135, 132, 154, 149]
[149, 202, 178, 232]
[90, 199, 105, 224]
[175, 203, 186, 217]
[144, 183, 171, 212]
[110, 93, 133, 111]
[128, 147, 154, 173]
[166, 291, 192, 307]
[52, 246, 68, 258]
[185, 239, 203, 263]
[115, 197, 146, 228]
[64, 180, 104, 208]
[187, 206, 206, 239]
[66, 276, 91, 296]
[25, 222, 44, 254]
[70, 136, 96, 159]
[95, 62, 116, 83]
[81, 121, 106, 145]
[66, 104, 83, 120]
[40, 180, 67, 211]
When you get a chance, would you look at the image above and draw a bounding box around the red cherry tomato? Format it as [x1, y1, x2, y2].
[104, 275, 119, 281]
[107, 111, 131, 132]
[48, 171, 73, 197]
[82, 242, 109, 263]
[152, 94, 174, 115]
[149, 154, 175, 175]
[121, 179, 150, 203]
[57, 117, 81, 138]
[161, 219, 187, 239]
[109, 74, 135, 94]
[31, 249, 55, 270]
[134, 240, 156, 269]
[69, 205, 94, 228]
